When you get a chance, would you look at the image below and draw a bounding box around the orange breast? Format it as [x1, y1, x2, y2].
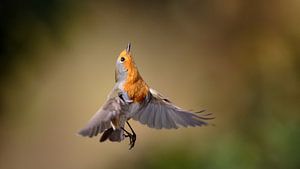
[124, 77, 149, 103]
[123, 61, 149, 103]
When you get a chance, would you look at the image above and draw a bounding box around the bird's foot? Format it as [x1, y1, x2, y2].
[129, 133, 136, 150]
[122, 127, 136, 150]
[123, 132, 136, 150]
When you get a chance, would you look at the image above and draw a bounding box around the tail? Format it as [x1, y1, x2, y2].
[100, 128, 124, 142]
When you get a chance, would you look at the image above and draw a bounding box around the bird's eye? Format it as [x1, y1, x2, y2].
[120, 57, 125, 62]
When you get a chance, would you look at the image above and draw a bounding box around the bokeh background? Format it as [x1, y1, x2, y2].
[1, 0, 300, 169]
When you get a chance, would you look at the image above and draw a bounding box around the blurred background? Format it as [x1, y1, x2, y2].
[1, 0, 300, 169]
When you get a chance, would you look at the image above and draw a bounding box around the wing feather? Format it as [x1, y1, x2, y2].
[78, 96, 124, 137]
[132, 89, 214, 129]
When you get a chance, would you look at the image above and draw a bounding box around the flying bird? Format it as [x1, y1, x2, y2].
[78, 43, 214, 149]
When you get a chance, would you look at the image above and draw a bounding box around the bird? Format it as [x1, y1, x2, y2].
[78, 43, 214, 149]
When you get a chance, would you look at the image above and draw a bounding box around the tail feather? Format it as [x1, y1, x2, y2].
[100, 128, 113, 142]
[100, 128, 124, 142]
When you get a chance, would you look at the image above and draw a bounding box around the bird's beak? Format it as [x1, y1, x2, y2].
[126, 42, 131, 53]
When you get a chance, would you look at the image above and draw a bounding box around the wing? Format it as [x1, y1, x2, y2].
[78, 96, 124, 137]
[131, 89, 214, 129]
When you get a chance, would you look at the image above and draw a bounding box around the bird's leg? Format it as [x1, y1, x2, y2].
[126, 121, 136, 138]
[121, 122, 136, 150]
[126, 121, 136, 149]
[121, 126, 135, 149]
[121, 127, 131, 138]
[121, 128, 134, 149]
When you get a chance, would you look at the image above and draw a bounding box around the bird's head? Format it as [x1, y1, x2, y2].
[115, 43, 138, 82]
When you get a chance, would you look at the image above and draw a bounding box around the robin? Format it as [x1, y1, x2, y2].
[78, 43, 214, 149]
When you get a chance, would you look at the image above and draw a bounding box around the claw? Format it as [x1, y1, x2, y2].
[124, 133, 136, 150]
[129, 133, 136, 150]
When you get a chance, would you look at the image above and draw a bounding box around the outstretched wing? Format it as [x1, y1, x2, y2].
[78, 96, 124, 137]
[131, 89, 214, 129]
